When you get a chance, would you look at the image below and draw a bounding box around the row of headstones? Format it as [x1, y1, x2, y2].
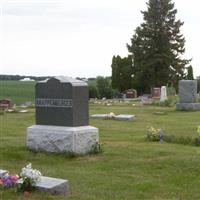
[148, 81, 199, 111]
[0, 169, 69, 195]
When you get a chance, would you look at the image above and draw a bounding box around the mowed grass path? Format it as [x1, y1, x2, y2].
[1, 104, 200, 199]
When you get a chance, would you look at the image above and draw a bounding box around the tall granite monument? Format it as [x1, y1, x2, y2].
[27, 76, 99, 154]
[176, 80, 200, 111]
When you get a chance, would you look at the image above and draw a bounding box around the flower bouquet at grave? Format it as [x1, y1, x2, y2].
[17, 163, 42, 192]
[0, 173, 18, 190]
[146, 126, 163, 142]
[195, 126, 200, 146]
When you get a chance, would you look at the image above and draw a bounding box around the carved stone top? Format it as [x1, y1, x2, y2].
[35, 76, 88, 127]
[40, 76, 87, 86]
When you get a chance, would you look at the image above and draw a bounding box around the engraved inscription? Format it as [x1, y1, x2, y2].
[36, 98, 73, 108]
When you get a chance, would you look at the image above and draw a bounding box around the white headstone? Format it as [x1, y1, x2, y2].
[160, 86, 167, 102]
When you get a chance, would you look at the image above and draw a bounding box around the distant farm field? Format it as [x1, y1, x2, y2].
[0, 81, 35, 105]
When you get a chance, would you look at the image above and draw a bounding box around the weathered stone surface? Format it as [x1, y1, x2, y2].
[115, 114, 135, 121]
[36, 176, 69, 195]
[152, 87, 161, 98]
[91, 114, 135, 121]
[17, 176, 69, 195]
[0, 169, 7, 178]
[90, 114, 112, 119]
[35, 76, 88, 127]
[27, 125, 99, 154]
[176, 103, 200, 111]
[179, 80, 197, 103]
[160, 86, 167, 102]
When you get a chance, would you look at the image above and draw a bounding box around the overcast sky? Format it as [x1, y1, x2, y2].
[0, 0, 199, 78]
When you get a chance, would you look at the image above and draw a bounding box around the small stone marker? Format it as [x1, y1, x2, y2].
[17, 176, 69, 195]
[27, 76, 99, 154]
[124, 89, 137, 98]
[91, 114, 135, 121]
[176, 80, 200, 111]
[90, 114, 113, 119]
[36, 176, 69, 195]
[0, 169, 7, 178]
[152, 87, 161, 98]
[115, 114, 135, 121]
[19, 110, 28, 113]
[160, 86, 167, 102]
[140, 96, 153, 105]
[0, 99, 13, 109]
[1, 168, 69, 196]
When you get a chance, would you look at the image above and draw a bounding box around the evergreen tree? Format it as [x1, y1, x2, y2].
[187, 65, 194, 80]
[96, 76, 113, 99]
[111, 56, 119, 89]
[127, 0, 191, 93]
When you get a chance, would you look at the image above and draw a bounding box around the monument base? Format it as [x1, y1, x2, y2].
[176, 103, 200, 111]
[27, 125, 99, 154]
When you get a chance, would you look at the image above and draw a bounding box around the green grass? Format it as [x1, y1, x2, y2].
[1, 104, 200, 199]
[0, 81, 35, 105]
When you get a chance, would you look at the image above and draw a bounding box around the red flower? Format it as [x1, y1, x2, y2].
[10, 175, 18, 182]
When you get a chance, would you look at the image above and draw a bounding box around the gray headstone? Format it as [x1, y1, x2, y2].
[35, 76, 88, 127]
[160, 86, 167, 102]
[179, 80, 197, 103]
[90, 114, 135, 121]
[176, 103, 200, 111]
[115, 114, 135, 121]
[36, 176, 69, 195]
[90, 114, 112, 119]
[17, 176, 69, 195]
[0, 169, 8, 178]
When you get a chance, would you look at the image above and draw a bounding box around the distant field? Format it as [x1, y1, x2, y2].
[0, 81, 35, 105]
[0, 79, 96, 105]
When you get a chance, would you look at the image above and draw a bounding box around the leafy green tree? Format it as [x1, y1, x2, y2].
[88, 84, 98, 98]
[127, 0, 191, 93]
[96, 76, 114, 99]
[111, 55, 133, 92]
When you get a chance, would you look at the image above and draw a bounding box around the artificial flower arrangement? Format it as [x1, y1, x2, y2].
[0, 163, 42, 193]
[196, 126, 200, 145]
[18, 163, 42, 192]
[197, 126, 200, 136]
[146, 126, 163, 142]
[0, 174, 18, 189]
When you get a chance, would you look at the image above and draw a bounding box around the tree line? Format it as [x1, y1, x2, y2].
[111, 0, 194, 95]
[0, 75, 51, 81]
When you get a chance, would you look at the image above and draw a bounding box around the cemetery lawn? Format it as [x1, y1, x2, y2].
[1, 103, 200, 199]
